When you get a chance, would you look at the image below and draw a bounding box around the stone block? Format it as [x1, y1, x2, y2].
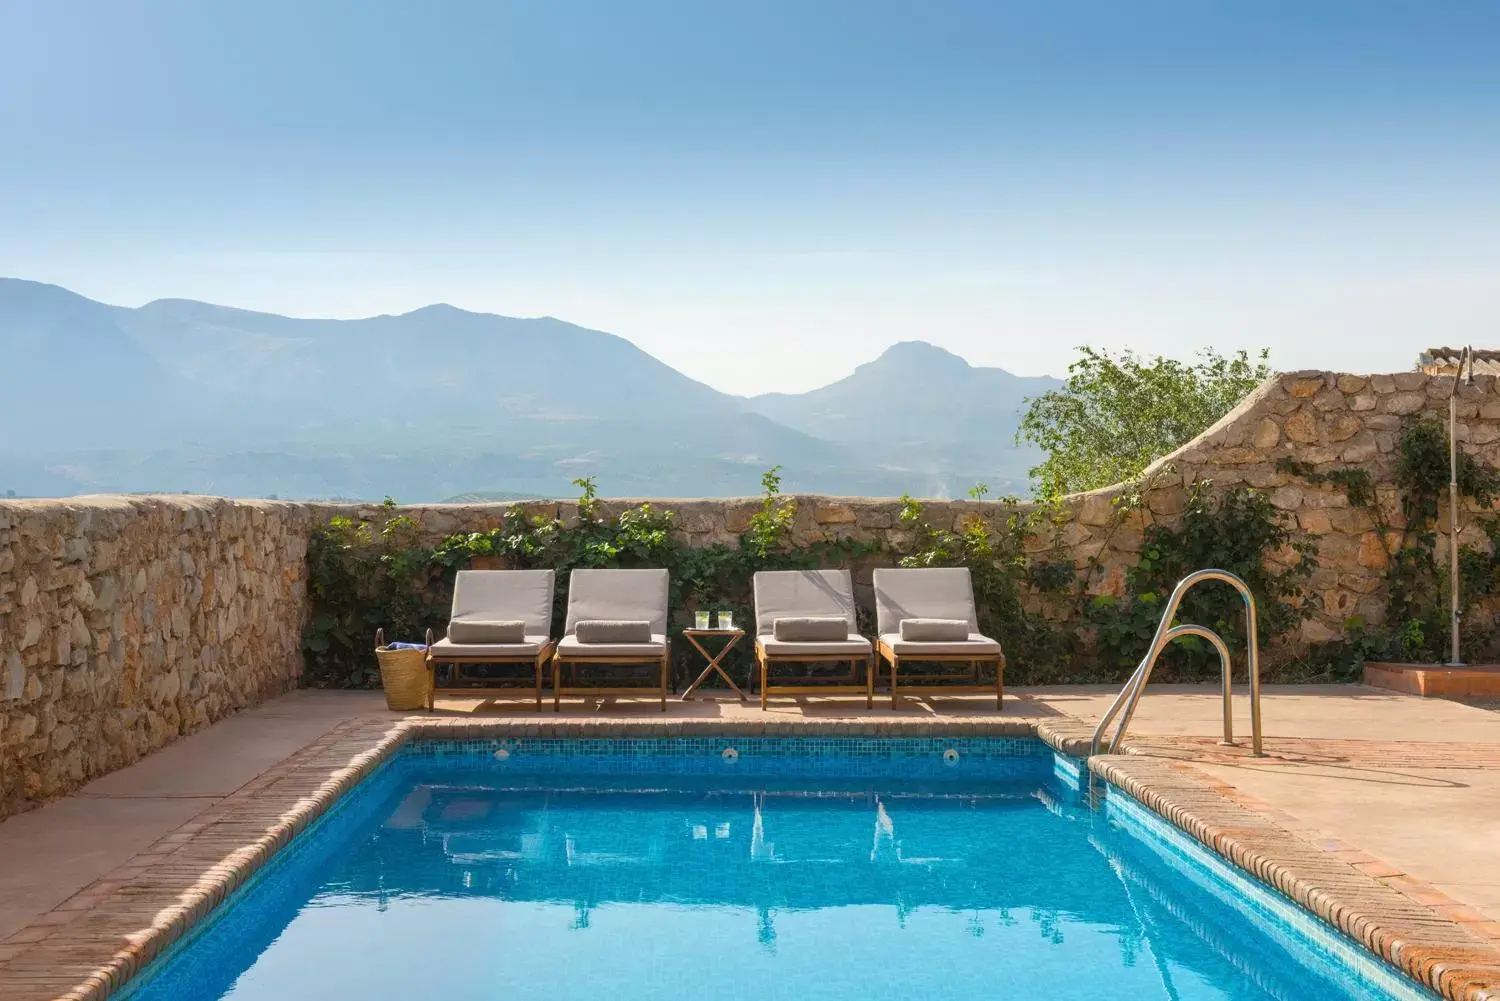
[1359, 532, 1392, 569]
[1146, 488, 1188, 516]
[1337, 375, 1368, 393]
[1326, 414, 1362, 442]
[1250, 418, 1280, 449]
[1243, 466, 1290, 489]
[1297, 510, 1333, 534]
[1214, 446, 1262, 465]
[1340, 434, 1379, 463]
[1383, 392, 1426, 415]
[1075, 493, 1116, 527]
[1328, 508, 1375, 533]
[1311, 388, 1346, 411]
[1284, 410, 1319, 443]
[814, 504, 859, 525]
[1270, 485, 1304, 510]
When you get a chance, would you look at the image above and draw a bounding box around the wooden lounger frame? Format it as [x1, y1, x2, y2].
[877, 639, 1005, 709]
[755, 642, 873, 709]
[424, 627, 556, 711]
[551, 644, 671, 712]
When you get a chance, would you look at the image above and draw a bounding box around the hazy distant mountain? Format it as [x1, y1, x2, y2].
[0, 279, 186, 449]
[746, 341, 1061, 494]
[0, 278, 1059, 500]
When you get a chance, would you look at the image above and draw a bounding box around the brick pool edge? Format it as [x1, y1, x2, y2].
[0, 716, 1495, 1001]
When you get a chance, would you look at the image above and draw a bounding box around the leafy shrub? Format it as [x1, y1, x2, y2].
[1018, 347, 1271, 498]
[303, 499, 445, 688]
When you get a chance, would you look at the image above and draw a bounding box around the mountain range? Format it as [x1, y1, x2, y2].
[0, 278, 1061, 500]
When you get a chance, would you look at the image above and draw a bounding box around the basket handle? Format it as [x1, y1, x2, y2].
[375, 627, 385, 650]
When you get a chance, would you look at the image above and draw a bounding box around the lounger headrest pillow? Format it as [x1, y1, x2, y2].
[772, 616, 848, 642]
[898, 618, 970, 642]
[575, 619, 653, 643]
[447, 619, 526, 644]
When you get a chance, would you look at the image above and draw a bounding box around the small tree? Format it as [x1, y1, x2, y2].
[1017, 347, 1271, 499]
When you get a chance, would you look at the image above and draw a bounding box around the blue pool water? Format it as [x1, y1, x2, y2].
[120, 738, 1436, 1001]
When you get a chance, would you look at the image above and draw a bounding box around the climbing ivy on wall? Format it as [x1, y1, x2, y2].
[1083, 481, 1316, 681]
[893, 491, 1076, 678]
[1282, 417, 1500, 665]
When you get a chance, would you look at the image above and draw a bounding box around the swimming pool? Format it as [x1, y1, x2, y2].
[118, 737, 1438, 1001]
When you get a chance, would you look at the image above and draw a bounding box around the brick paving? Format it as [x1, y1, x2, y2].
[0, 700, 1497, 1001]
[1096, 749, 1500, 1001]
[0, 718, 403, 1001]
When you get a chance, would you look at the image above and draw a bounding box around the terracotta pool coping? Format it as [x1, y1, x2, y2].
[0, 716, 1494, 1001]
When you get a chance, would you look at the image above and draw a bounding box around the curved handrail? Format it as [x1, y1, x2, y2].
[1089, 568, 1262, 758]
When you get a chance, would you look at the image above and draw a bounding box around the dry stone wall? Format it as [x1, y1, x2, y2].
[1067, 370, 1500, 643]
[0, 498, 315, 818]
[2, 369, 1495, 817]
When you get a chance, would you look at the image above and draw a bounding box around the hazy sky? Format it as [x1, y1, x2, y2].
[2, 1, 1497, 395]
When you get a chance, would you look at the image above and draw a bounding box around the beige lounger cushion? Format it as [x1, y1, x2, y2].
[564, 569, 670, 635]
[449, 569, 556, 642]
[556, 634, 668, 658]
[575, 619, 652, 644]
[898, 618, 970, 642]
[879, 633, 1002, 658]
[447, 618, 526, 644]
[773, 616, 849, 642]
[429, 636, 550, 659]
[874, 567, 980, 635]
[754, 570, 858, 634]
[758, 636, 871, 657]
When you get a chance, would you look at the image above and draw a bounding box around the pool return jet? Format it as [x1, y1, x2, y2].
[1090, 569, 1263, 759]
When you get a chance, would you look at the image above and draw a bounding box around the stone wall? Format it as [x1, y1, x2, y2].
[0, 498, 315, 819]
[1061, 370, 1500, 643]
[3, 368, 1496, 817]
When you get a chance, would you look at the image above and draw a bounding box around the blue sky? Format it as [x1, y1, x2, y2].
[2, 0, 1498, 394]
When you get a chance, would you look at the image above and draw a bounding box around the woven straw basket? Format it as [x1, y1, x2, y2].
[374, 629, 431, 711]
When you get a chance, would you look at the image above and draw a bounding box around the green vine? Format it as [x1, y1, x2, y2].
[1281, 417, 1500, 665]
[303, 498, 445, 688]
[1083, 481, 1315, 680]
[894, 493, 1074, 678]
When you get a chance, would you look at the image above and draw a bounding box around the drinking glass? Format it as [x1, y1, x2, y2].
[695, 610, 711, 630]
[717, 610, 734, 630]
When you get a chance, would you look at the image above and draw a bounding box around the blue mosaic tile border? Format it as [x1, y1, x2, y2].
[403, 736, 1050, 781]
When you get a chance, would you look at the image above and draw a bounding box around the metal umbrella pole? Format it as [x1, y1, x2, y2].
[1448, 345, 1476, 667]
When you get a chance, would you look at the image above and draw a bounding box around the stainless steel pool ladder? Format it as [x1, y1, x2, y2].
[1090, 568, 1263, 759]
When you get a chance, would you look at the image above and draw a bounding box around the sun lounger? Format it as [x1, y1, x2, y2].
[426, 569, 557, 710]
[753, 569, 873, 709]
[552, 568, 671, 711]
[873, 567, 1004, 708]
